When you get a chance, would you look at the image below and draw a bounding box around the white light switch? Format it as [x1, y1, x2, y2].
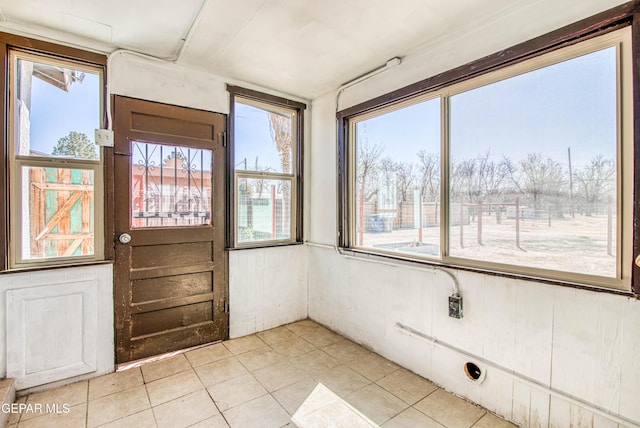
[95, 129, 114, 147]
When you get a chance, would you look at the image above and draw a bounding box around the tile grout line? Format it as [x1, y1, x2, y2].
[183, 348, 225, 427]
[143, 373, 159, 428]
[85, 380, 90, 428]
[208, 350, 291, 425]
[469, 411, 488, 427]
[228, 325, 343, 422]
[237, 330, 312, 413]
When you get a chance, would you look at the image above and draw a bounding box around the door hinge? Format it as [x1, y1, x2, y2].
[222, 297, 229, 313]
[220, 131, 227, 147]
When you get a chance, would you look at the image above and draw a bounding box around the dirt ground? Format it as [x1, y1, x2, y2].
[361, 213, 616, 278]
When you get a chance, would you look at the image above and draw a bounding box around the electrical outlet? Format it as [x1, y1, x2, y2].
[449, 294, 463, 319]
[95, 129, 114, 147]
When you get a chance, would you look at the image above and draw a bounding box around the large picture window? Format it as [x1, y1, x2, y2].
[341, 27, 632, 290]
[228, 86, 305, 247]
[8, 50, 104, 268]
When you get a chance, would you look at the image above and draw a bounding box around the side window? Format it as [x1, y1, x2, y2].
[8, 50, 104, 267]
[229, 87, 305, 247]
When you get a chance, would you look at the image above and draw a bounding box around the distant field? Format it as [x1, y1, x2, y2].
[361, 213, 616, 278]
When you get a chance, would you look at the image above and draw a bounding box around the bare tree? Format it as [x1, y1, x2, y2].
[250, 157, 269, 198]
[395, 161, 415, 203]
[518, 153, 565, 210]
[417, 150, 439, 201]
[356, 139, 384, 202]
[574, 154, 615, 216]
[451, 158, 478, 202]
[475, 151, 513, 201]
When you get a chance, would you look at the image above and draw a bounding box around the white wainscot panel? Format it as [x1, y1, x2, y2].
[7, 281, 98, 389]
[0, 264, 114, 391]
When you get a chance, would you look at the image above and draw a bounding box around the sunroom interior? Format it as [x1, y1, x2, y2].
[0, 0, 639, 427]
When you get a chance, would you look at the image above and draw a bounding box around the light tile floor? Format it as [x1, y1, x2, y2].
[7, 320, 517, 428]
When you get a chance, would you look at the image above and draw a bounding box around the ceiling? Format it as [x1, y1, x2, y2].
[0, 0, 628, 100]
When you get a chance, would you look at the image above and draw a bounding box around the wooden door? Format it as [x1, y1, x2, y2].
[113, 96, 228, 363]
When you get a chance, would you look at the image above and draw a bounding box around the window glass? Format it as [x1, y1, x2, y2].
[354, 98, 441, 257]
[14, 56, 101, 159]
[20, 166, 94, 260]
[233, 96, 299, 245]
[237, 177, 293, 243]
[235, 101, 293, 174]
[448, 47, 617, 277]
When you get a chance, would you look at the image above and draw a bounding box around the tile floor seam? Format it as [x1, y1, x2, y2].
[146, 376, 207, 408]
[246, 372, 272, 404]
[84, 383, 90, 427]
[147, 385, 160, 428]
[87, 370, 144, 402]
[93, 410, 130, 427]
[204, 386, 226, 422]
[190, 361, 210, 389]
[411, 389, 442, 420]
[272, 394, 292, 420]
[207, 371, 269, 413]
[235, 348, 269, 373]
[141, 359, 193, 384]
[380, 405, 407, 426]
[469, 411, 490, 428]
[12, 397, 22, 425]
[247, 367, 273, 394]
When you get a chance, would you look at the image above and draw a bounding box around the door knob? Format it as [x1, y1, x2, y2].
[636, 255, 640, 268]
[118, 233, 132, 244]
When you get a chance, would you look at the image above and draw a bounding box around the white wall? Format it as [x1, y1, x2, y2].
[307, 1, 640, 425]
[108, 53, 230, 114]
[0, 264, 114, 391]
[229, 246, 308, 338]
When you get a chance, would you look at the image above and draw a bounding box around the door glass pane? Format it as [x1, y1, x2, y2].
[237, 177, 292, 242]
[21, 166, 94, 260]
[131, 141, 213, 228]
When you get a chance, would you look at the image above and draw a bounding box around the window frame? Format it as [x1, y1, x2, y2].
[337, 3, 639, 294]
[0, 33, 107, 271]
[227, 85, 306, 249]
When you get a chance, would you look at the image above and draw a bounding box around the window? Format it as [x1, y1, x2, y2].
[340, 27, 633, 291]
[8, 49, 104, 268]
[228, 86, 305, 247]
[353, 97, 441, 256]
